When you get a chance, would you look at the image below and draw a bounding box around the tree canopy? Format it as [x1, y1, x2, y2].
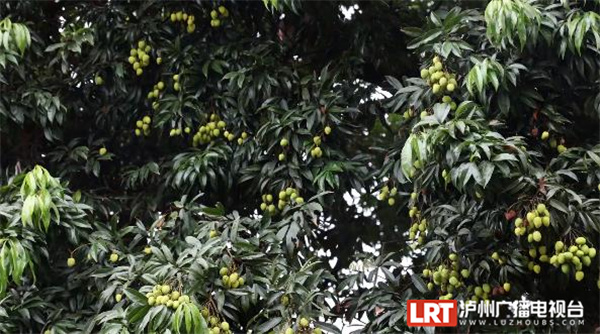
[1, 0, 600, 333]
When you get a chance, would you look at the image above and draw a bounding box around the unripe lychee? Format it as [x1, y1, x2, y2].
[503, 282, 511, 292]
[324, 126, 332, 135]
[280, 138, 288, 147]
[67, 257, 76, 267]
[532, 231, 542, 242]
[575, 271, 584, 281]
[110, 253, 119, 263]
[541, 131, 549, 140]
[115, 293, 122, 302]
[144, 246, 152, 255]
[99, 147, 107, 156]
[95, 76, 104, 85]
[299, 317, 309, 327]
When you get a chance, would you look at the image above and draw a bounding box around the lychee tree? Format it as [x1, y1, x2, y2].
[1, 0, 600, 333]
[341, 1, 600, 332]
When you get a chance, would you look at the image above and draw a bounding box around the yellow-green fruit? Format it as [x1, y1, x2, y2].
[532, 231, 542, 242]
[144, 246, 152, 254]
[220, 322, 229, 331]
[67, 257, 76, 267]
[174, 82, 180, 91]
[420, 69, 429, 79]
[285, 329, 294, 334]
[299, 317, 309, 327]
[115, 293, 122, 302]
[324, 126, 332, 135]
[266, 194, 273, 202]
[449, 253, 458, 261]
[136, 68, 143, 76]
[460, 269, 470, 278]
[212, 129, 220, 137]
[542, 216, 550, 227]
[218, 6, 228, 16]
[503, 282, 511, 292]
[128, 56, 136, 64]
[95, 76, 104, 85]
[110, 253, 119, 263]
[420, 111, 428, 119]
[557, 145, 566, 153]
[410, 192, 418, 200]
[209, 230, 218, 238]
[576, 237, 586, 245]
[482, 284, 491, 293]
[173, 74, 180, 81]
[156, 57, 162, 64]
[295, 197, 304, 204]
[432, 84, 440, 94]
[561, 264, 570, 274]
[135, 129, 141, 136]
[533, 264, 541, 274]
[161, 285, 171, 294]
[575, 271, 584, 281]
[280, 138, 288, 147]
[446, 83, 455, 92]
[541, 131, 549, 140]
[148, 296, 156, 305]
[314, 329, 322, 334]
[260, 203, 267, 211]
[171, 291, 180, 300]
[313, 136, 321, 145]
[99, 147, 107, 156]
[388, 198, 395, 206]
[589, 248, 597, 258]
[555, 241, 564, 252]
[278, 153, 285, 161]
[219, 267, 229, 276]
[210, 10, 218, 19]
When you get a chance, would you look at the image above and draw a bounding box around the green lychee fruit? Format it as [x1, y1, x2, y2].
[99, 147, 107, 156]
[110, 253, 119, 263]
[95, 76, 104, 85]
[67, 257, 76, 267]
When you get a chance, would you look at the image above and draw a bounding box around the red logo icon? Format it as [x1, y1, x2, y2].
[407, 300, 458, 327]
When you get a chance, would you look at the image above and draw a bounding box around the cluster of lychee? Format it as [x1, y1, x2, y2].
[407, 192, 426, 244]
[169, 11, 196, 33]
[548, 237, 596, 281]
[441, 95, 457, 111]
[409, 217, 427, 245]
[219, 266, 245, 289]
[134, 115, 152, 137]
[210, 6, 229, 28]
[192, 114, 234, 146]
[540, 131, 567, 154]
[471, 281, 511, 302]
[201, 308, 232, 334]
[423, 253, 467, 300]
[260, 188, 305, 215]
[514, 203, 551, 238]
[420, 56, 458, 95]
[172, 74, 181, 91]
[146, 284, 190, 310]
[402, 108, 415, 120]
[127, 40, 153, 76]
[377, 185, 397, 206]
[311, 126, 331, 158]
[283, 317, 322, 334]
[147, 80, 165, 100]
[173, 127, 191, 137]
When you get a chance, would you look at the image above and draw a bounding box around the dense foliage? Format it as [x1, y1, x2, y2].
[1, 0, 600, 333]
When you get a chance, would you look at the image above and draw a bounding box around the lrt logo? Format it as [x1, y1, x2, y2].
[407, 300, 457, 327]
